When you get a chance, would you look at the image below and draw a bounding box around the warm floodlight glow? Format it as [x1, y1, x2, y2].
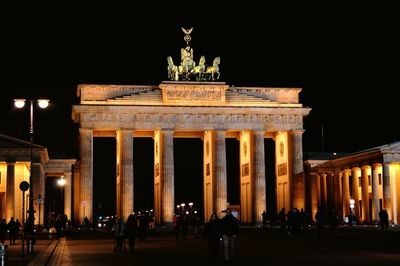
[14, 99, 26, 108]
[181, 203, 185, 207]
[189, 202, 193, 207]
[58, 176, 66, 186]
[38, 99, 49, 109]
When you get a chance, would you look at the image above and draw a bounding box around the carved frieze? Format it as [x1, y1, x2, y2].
[159, 82, 228, 105]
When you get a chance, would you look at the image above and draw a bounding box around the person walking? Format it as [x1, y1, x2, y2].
[125, 214, 138, 253]
[7, 217, 17, 245]
[113, 217, 125, 252]
[315, 207, 327, 241]
[203, 213, 221, 261]
[220, 208, 239, 261]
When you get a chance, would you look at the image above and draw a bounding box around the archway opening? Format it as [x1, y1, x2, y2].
[226, 138, 240, 206]
[45, 176, 63, 228]
[174, 138, 203, 218]
[265, 138, 276, 214]
[133, 137, 154, 212]
[93, 137, 116, 221]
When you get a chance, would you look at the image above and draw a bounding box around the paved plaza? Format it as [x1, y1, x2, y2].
[4, 226, 400, 266]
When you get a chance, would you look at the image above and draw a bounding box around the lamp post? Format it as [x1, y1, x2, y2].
[14, 99, 49, 239]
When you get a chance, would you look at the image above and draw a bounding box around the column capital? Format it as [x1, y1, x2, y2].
[371, 163, 382, 169]
[342, 169, 351, 175]
[361, 165, 371, 170]
[291, 129, 305, 135]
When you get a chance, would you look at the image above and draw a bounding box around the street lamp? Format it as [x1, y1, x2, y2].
[14, 99, 49, 237]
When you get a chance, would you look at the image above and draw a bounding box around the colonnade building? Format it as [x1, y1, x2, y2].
[304, 142, 400, 224]
[72, 82, 311, 224]
[0, 133, 76, 224]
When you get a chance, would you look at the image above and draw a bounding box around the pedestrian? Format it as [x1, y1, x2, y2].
[0, 219, 7, 244]
[203, 213, 221, 261]
[220, 208, 239, 261]
[113, 217, 125, 252]
[315, 207, 327, 241]
[7, 217, 17, 245]
[379, 209, 389, 231]
[261, 210, 267, 229]
[125, 214, 138, 253]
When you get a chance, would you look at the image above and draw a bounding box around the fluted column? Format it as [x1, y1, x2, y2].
[6, 162, 16, 219]
[64, 172, 72, 221]
[162, 129, 174, 224]
[371, 164, 381, 223]
[321, 173, 327, 210]
[351, 167, 360, 221]
[326, 173, 334, 210]
[316, 174, 321, 207]
[342, 169, 351, 217]
[32, 164, 45, 225]
[215, 130, 227, 214]
[310, 174, 318, 221]
[361, 166, 370, 223]
[383, 163, 392, 222]
[80, 128, 93, 223]
[292, 130, 305, 209]
[254, 131, 266, 223]
[333, 172, 342, 218]
[117, 129, 134, 220]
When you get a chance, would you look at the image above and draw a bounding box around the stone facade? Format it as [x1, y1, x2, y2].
[305, 142, 400, 224]
[72, 81, 311, 224]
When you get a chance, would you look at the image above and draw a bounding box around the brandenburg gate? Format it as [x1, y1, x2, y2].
[71, 29, 311, 224]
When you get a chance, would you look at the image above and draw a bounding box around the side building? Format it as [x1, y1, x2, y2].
[305, 142, 400, 224]
[0, 133, 76, 226]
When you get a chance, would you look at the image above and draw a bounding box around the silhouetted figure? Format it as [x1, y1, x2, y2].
[315, 207, 327, 241]
[262, 210, 267, 229]
[7, 217, 17, 245]
[278, 208, 287, 232]
[113, 218, 125, 252]
[220, 209, 239, 261]
[203, 213, 221, 261]
[125, 214, 138, 253]
[379, 209, 389, 231]
[0, 219, 7, 244]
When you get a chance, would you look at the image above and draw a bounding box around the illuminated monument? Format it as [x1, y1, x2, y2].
[72, 28, 311, 224]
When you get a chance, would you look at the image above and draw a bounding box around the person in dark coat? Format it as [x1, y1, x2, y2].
[203, 213, 221, 261]
[220, 208, 239, 261]
[0, 219, 7, 244]
[125, 214, 139, 253]
[7, 217, 17, 245]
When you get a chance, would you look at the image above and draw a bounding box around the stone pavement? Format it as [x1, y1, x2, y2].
[5, 226, 400, 266]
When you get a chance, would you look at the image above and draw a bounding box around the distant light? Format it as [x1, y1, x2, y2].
[58, 177, 66, 186]
[38, 99, 49, 109]
[14, 99, 26, 108]
[98, 223, 102, 228]
[333, 152, 337, 156]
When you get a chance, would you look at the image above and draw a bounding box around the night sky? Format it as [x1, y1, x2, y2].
[1, 3, 399, 217]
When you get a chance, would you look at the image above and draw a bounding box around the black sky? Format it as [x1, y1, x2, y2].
[1, 2, 399, 217]
[2, 2, 399, 155]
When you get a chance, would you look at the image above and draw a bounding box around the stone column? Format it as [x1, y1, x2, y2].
[253, 130, 266, 223]
[6, 162, 15, 219]
[351, 167, 360, 221]
[80, 128, 93, 223]
[117, 130, 134, 220]
[310, 174, 318, 221]
[361, 166, 370, 223]
[73, 162, 81, 224]
[32, 164, 45, 225]
[64, 172, 72, 221]
[371, 164, 381, 223]
[326, 173, 334, 210]
[162, 129, 174, 224]
[291, 130, 305, 209]
[321, 173, 327, 210]
[383, 163, 392, 222]
[215, 130, 227, 214]
[316, 174, 321, 207]
[342, 169, 351, 218]
[333, 172, 342, 217]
